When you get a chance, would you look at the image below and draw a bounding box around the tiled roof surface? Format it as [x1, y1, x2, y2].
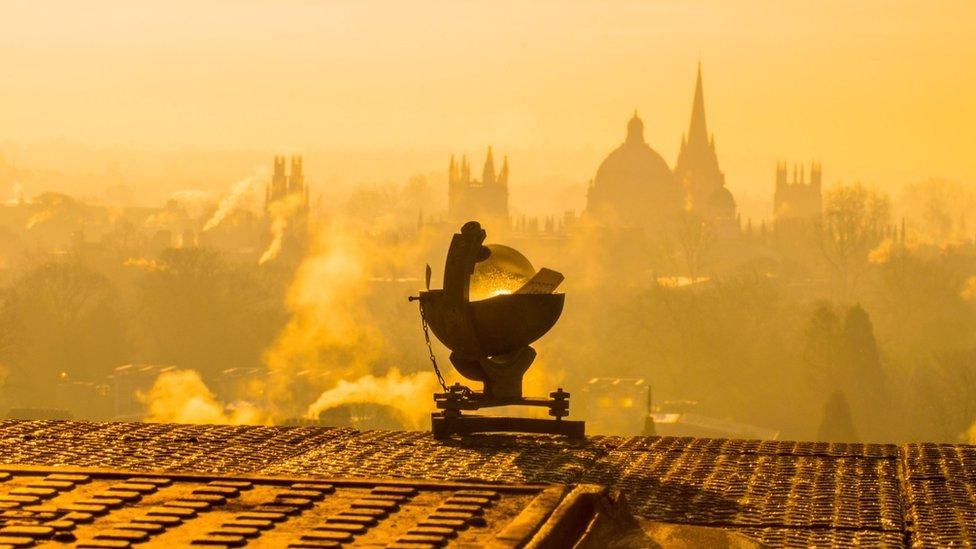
[0, 420, 973, 547]
[0, 466, 557, 548]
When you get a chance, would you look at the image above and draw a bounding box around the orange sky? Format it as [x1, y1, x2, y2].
[1, 1, 974, 219]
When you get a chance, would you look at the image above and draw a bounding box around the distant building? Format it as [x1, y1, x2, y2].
[585, 112, 682, 230]
[675, 64, 736, 226]
[266, 155, 310, 217]
[774, 162, 822, 226]
[448, 147, 509, 230]
[265, 155, 311, 257]
[585, 64, 736, 231]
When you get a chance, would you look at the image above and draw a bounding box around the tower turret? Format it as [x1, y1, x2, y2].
[264, 154, 311, 257]
[288, 156, 304, 194]
[776, 162, 788, 190]
[269, 155, 288, 205]
[445, 149, 510, 231]
[499, 156, 509, 187]
[482, 146, 496, 186]
[774, 161, 823, 227]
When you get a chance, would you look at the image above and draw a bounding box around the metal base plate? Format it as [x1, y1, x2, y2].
[432, 412, 586, 439]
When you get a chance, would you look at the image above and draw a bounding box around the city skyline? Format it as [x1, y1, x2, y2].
[1, 0, 974, 219]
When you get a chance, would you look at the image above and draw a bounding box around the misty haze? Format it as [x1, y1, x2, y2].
[1, 2, 975, 547]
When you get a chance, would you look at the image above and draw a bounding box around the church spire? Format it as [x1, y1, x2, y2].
[674, 62, 730, 222]
[687, 62, 708, 146]
[482, 146, 496, 185]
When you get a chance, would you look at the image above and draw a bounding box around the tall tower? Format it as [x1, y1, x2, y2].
[268, 155, 288, 204]
[482, 146, 496, 186]
[773, 161, 822, 225]
[288, 156, 304, 194]
[265, 155, 310, 218]
[446, 147, 510, 231]
[267, 155, 308, 208]
[674, 63, 735, 224]
[263, 154, 311, 261]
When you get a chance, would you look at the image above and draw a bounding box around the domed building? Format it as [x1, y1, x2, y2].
[586, 64, 738, 233]
[585, 112, 683, 230]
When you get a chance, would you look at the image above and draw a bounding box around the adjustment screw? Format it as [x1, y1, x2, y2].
[550, 388, 570, 400]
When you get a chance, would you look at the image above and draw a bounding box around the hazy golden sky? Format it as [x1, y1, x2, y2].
[1, 0, 975, 215]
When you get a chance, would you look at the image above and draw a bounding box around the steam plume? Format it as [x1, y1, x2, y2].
[264, 221, 383, 412]
[259, 192, 306, 264]
[868, 238, 895, 264]
[8, 182, 24, 205]
[138, 369, 266, 425]
[123, 257, 166, 272]
[203, 177, 255, 232]
[25, 210, 53, 230]
[306, 368, 438, 430]
[961, 276, 976, 301]
[263, 219, 438, 423]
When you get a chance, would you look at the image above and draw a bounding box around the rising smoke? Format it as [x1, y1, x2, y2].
[203, 176, 256, 232]
[139, 369, 266, 425]
[25, 209, 53, 230]
[138, 207, 442, 426]
[8, 182, 24, 206]
[262, 217, 438, 421]
[260, 193, 307, 265]
[306, 368, 438, 430]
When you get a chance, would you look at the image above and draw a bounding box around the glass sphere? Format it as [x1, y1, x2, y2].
[469, 244, 535, 301]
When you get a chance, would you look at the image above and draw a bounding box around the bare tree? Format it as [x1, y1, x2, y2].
[898, 178, 976, 244]
[662, 210, 715, 278]
[819, 184, 890, 299]
[1, 260, 128, 405]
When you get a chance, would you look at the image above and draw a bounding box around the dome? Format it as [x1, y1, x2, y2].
[586, 113, 682, 228]
[705, 186, 736, 220]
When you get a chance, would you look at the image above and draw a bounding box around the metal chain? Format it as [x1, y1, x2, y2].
[417, 302, 448, 391]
